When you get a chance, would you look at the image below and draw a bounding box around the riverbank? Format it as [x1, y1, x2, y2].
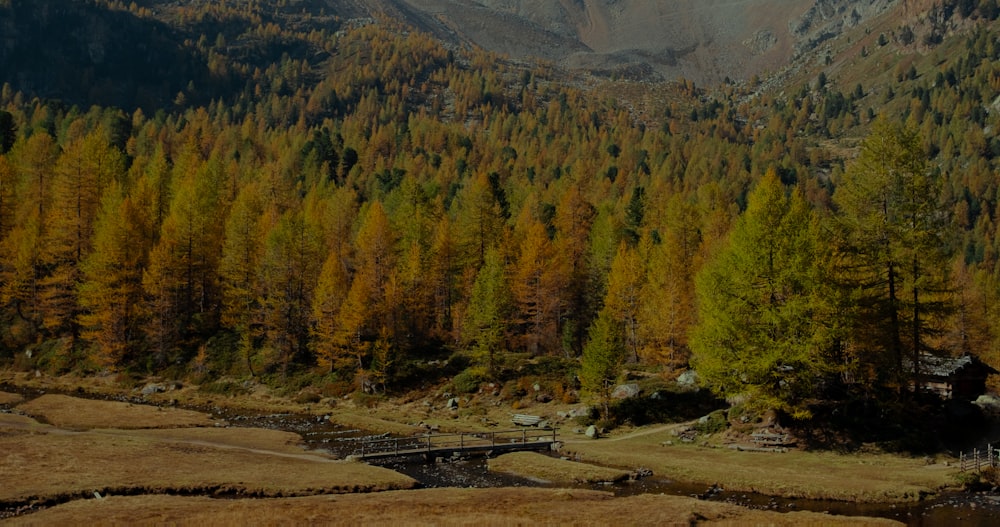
[0, 395, 416, 512]
[563, 428, 958, 502]
[0, 370, 964, 506]
[0, 384, 907, 525]
[4, 488, 903, 526]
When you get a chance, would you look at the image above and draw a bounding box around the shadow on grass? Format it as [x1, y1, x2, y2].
[608, 389, 726, 428]
[796, 396, 989, 455]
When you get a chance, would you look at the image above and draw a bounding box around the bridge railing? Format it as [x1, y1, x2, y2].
[354, 427, 558, 458]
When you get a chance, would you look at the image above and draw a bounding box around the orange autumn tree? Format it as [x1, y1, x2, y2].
[78, 181, 153, 368]
[41, 124, 125, 339]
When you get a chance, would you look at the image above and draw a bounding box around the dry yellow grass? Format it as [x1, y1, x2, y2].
[16, 394, 215, 429]
[0, 372, 961, 506]
[0, 391, 24, 405]
[564, 429, 958, 502]
[0, 418, 415, 504]
[488, 451, 629, 484]
[6, 488, 903, 527]
[325, 409, 424, 436]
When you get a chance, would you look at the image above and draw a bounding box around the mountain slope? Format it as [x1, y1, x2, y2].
[356, 0, 897, 82]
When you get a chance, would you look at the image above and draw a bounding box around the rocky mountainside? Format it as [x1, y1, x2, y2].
[345, 0, 898, 83]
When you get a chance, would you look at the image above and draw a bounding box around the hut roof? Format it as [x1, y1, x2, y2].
[905, 354, 999, 378]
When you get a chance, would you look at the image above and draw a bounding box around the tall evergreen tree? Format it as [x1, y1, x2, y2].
[831, 119, 952, 395]
[0, 133, 58, 335]
[40, 125, 125, 338]
[258, 209, 323, 373]
[463, 247, 511, 375]
[78, 182, 153, 368]
[580, 309, 625, 419]
[511, 218, 564, 355]
[691, 171, 832, 418]
[603, 242, 645, 363]
[218, 182, 271, 375]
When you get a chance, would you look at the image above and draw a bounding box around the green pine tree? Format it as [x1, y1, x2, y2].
[580, 309, 626, 419]
[691, 171, 833, 419]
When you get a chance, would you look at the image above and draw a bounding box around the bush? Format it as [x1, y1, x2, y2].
[318, 378, 354, 398]
[981, 466, 1000, 487]
[955, 470, 982, 489]
[351, 390, 381, 408]
[33, 338, 87, 374]
[293, 389, 322, 404]
[451, 366, 487, 394]
[520, 356, 576, 377]
[606, 390, 725, 428]
[693, 409, 729, 435]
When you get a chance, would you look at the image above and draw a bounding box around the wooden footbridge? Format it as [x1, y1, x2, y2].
[350, 428, 559, 461]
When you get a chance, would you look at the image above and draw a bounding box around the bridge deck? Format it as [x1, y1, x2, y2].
[351, 428, 558, 461]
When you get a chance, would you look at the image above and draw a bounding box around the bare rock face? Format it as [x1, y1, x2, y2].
[347, 0, 900, 83]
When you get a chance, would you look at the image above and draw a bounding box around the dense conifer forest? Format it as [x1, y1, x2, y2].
[4, 0, 1000, 432]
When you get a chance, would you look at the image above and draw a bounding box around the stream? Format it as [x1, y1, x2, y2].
[217, 409, 1000, 526]
[4, 385, 1000, 525]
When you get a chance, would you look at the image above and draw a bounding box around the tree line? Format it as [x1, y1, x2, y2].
[1, 6, 1000, 419]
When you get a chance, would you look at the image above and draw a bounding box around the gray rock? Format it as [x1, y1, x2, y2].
[141, 383, 167, 395]
[611, 383, 640, 399]
[676, 370, 700, 390]
[446, 397, 459, 410]
[585, 425, 599, 439]
[976, 394, 1000, 414]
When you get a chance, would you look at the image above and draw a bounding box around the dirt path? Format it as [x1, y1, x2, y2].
[152, 437, 337, 463]
[562, 423, 682, 445]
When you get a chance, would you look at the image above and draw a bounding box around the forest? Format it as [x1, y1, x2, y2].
[4, 0, 1000, 432]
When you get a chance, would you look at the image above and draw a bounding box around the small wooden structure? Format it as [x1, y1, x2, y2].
[908, 354, 998, 400]
[511, 413, 543, 426]
[351, 428, 558, 461]
[960, 444, 999, 473]
[750, 430, 793, 447]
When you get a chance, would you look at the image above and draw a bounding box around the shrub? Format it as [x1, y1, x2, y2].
[451, 366, 487, 394]
[32, 338, 76, 373]
[351, 391, 382, 408]
[293, 389, 322, 404]
[955, 470, 982, 488]
[981, 466, 1000, 487]
[694, 409, 729, 435]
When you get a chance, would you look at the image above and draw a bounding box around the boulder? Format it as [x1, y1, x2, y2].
[675, 370, 700, 390]
[975, 394, 1000, 414]
[446, 397, 459, 410]
[611, 383, 640, 399]
[141, 383, 167, 395]
[585, 425, 599, 439]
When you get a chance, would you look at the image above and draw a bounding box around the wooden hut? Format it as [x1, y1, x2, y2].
[907, 354, 998, 400]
